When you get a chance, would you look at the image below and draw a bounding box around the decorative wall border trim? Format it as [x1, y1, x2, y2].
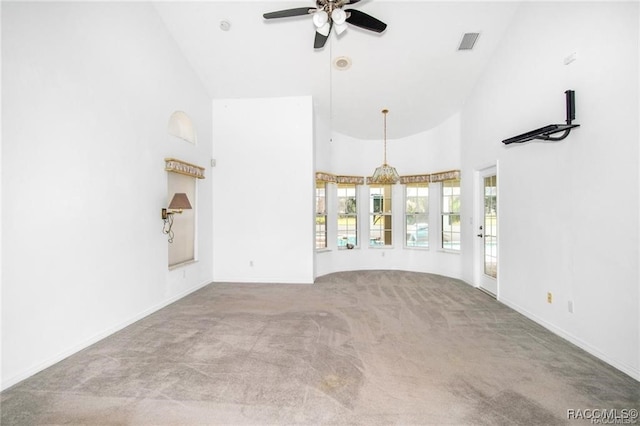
[336, 175, 365, 185]
[399, 174, 430, 184]
[315, 172, 337, 183]
[317, 170, 460, 185]
[165, 158, 205, 179]
[316, 172, 366, 185]
[429, 169, 460, 182]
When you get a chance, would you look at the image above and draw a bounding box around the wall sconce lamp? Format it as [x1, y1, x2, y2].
[162, 193, 192, 243]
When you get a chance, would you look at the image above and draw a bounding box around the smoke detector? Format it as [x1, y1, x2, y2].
[333, 56, 352, 70]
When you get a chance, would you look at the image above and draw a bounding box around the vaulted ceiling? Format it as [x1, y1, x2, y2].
[154, 1, 521, 140]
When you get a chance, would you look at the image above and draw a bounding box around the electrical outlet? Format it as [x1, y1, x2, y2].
[568, 300, 574, 313]
[547, 292, 553, 303]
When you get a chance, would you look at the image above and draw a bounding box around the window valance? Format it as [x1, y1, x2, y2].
[399, 174, 430, 184]
[316, 172, 365, 185]
[336, 175, 365, 185]
[317, 170, 459, 185]
[429, 170, 460, 182]
[315, 172, 337, 183]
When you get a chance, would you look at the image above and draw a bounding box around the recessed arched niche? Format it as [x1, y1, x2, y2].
[168, 110, 197, 144]
[165, 158, 205, 268]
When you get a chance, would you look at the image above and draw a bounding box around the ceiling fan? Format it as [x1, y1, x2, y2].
[263, 0, 387, 49]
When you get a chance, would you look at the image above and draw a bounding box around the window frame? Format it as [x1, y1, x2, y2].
[441, 178, 461, 251]
[315, 181, 327, 250]
[369, 184, 393, 247]
[405, 182, 429, 249]
[337, 183, 358, 249]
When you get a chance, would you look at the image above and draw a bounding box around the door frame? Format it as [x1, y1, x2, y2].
[473, 164, 499, 298]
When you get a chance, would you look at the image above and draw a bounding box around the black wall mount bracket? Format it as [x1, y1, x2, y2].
[502, 90, 580, 145]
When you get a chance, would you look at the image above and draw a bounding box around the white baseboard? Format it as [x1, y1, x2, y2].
[499, 297, 640, 382]
[1, 279, 212, 391]
[212, 276, 314, 284]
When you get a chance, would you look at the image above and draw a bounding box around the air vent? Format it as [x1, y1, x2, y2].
[458, 32, 479, 50]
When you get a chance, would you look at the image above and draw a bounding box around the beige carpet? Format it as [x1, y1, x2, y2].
[1, 270, 638, 425]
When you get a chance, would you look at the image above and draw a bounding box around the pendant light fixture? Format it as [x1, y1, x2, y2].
[370, 109, 400, 184]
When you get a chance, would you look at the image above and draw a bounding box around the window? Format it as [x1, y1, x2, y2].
[441, 179, 461, 251]
[483, 174, 497, 278]
[315, 181, 327, 249]
[405, 183, 429, 248]
[369, 184, 392, 246]
[337, 184, 358, 248]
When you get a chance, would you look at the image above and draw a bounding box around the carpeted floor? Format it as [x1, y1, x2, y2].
[1, 270, 638, 425]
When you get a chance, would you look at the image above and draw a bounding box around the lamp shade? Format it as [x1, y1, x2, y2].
[370, 163, 400, 184]
[168, 193, 192, 210]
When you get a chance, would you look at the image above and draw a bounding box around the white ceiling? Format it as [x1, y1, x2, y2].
[154, 1, 521, 140]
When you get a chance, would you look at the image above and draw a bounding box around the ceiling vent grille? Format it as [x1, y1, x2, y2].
[458, 32, 479, 50]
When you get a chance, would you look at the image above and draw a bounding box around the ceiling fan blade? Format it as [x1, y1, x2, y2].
[345, 9, 387, 33]
[314, 22, 332, 49]
[263, 7, 314, 19]
[314, 32, 328, 49]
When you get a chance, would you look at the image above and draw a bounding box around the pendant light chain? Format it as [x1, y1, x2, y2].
[382, 108, 389, 165]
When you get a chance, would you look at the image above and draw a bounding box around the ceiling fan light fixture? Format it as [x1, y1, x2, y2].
[316, 22, 331, 37]
[331, 8, 346, 25]
[334, 22, 348, 35]
[262, 2, 387, 49]
[313, 10, 328, 28]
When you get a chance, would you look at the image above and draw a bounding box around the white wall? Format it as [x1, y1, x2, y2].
[0, 2, 4, 390]
[211, 96, 315, 284]
[460, 2, 639, 379]
[327, 112, 460, 177]
[316, 113, 462, 278]
[1, 2, 213, 389]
